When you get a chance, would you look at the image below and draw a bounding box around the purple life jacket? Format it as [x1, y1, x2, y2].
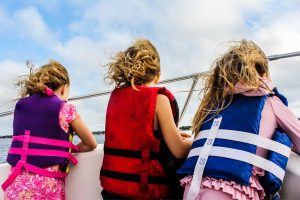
[2, 94, 78, 191]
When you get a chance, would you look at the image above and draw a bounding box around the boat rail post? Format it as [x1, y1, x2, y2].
[178, 73, 201, 125]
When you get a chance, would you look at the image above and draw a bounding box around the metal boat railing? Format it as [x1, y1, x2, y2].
[1, 51, 300, 121]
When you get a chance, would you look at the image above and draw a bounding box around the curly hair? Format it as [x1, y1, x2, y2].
[105, 39, 160, 90]
[192, 39, 269, 135]
[17, 60, 70, 97]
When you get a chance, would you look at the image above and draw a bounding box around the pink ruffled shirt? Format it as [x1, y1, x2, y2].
[181, 78, 300, 200]
[4, 102, 78, 200]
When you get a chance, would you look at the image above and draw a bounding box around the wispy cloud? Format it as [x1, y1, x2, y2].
[13, 7, 58, 45]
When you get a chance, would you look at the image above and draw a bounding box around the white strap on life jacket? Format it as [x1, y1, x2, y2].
[185, 117, 222, 200]
[185, 119, 292, 200]
[185, 128, 291, 200]
[195, 129, 291, 157]
[188, 146, 286, 181]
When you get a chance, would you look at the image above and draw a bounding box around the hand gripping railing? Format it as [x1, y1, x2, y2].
[1, 51, 300, 120]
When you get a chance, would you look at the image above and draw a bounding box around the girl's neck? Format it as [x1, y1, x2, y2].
[144, 80, 156, 87]
[144, 75, 160, 87]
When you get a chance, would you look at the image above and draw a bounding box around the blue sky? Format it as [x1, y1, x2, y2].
[1, 0, 300, 136]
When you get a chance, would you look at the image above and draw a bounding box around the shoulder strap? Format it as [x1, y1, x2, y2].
[158, 87, 179, 125]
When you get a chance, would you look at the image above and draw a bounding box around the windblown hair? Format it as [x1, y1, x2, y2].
[192, 39, 269, 135]
[17, 60, 70, 97]
[105, 39, 160, 90]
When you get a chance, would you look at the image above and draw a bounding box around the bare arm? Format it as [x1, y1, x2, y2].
[156, 94, 192, 158]
[71, 116, 97, 152]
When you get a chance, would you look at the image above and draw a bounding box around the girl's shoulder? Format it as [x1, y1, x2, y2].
[59, 102, 79, 132]
[60, 102, 78, 122]
[60, 102, 77, 115]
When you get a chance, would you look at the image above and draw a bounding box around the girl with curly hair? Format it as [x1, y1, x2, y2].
[100, 39, 192, 199]
[3, 60, 97, 200]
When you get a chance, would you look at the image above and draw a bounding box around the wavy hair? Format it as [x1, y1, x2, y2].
[192, 39, 269, 136]
[105, 39, 160, 90]
[17, 60, 70, 97]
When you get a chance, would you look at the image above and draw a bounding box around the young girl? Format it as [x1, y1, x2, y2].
[100, 39, 192, 199]
[2, 60, 97, 200]
[177, 39, 300, 200]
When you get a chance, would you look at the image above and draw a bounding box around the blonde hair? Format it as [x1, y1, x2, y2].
[17, 60, 70, 97]
[105, 39, 160, 90]
[192, 39, 269, 135]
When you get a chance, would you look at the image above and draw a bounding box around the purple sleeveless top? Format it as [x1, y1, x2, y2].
[7, 94, 71, 168]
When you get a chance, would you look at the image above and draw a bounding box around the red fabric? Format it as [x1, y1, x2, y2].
[101, 86, 176, 199]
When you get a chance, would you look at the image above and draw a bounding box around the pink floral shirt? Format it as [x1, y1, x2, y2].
[59, 103, 79, 133]
[4, 102, 78, 200]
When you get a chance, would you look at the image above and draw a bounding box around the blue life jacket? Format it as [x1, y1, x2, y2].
[177, 95, 267, 184]
[261, 130, 292, 199]
[260, 88, 292, 199]
[177, 93, 292, 199]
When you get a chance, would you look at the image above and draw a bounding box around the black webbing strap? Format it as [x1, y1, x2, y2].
[104, 147, 160, 160]
[100, 169, 169, 185]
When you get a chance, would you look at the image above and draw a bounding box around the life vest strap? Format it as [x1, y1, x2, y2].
[195, 129, 291, 157]
[8, 148, 78, 165]
[104, 147, 159, 160]
[188, 146, 286, 180]
[100, 169, 169, 184]
[13, 135, 79, 152]
[1, 160, 67, 191]
[186, 116, 222, 200]
[2, 130, 70, 191]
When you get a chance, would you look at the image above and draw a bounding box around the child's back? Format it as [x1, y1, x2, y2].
[2, 60, 97, 199]
[178, 39, 300, 200]
[100, 39, 192, 199]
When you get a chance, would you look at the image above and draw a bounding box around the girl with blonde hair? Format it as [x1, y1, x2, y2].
[100, 39, 192, 199]
[177, 39, 300, 200]
[2, 60, 97, 199]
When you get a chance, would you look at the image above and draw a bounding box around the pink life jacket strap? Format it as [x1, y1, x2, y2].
[1, 130, 73, 191]
[1, 160, 67, 191]
[2, 161, 23, 191]
[12, 135, 79, 152]
[8, 148, 78, 165]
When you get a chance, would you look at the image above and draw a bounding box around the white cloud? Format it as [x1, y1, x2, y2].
[13, 7, 59, 46]
[0, 60, 28, 111]
[253, 8, 300, 54]
[52, 34, 133, 95]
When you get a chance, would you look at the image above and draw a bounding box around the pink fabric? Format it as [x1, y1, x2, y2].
[59, 102, 78, 133]
[4, 166, 65, 200]
[13, 135, 79, 150]
[4, 102, 78, 200]
[181, 172, 265, 200]
[8, 148, 78, 165]
[182, 78, 300, 200]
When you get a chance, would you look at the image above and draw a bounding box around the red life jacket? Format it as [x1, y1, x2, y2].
[100, 86, 178, 199]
